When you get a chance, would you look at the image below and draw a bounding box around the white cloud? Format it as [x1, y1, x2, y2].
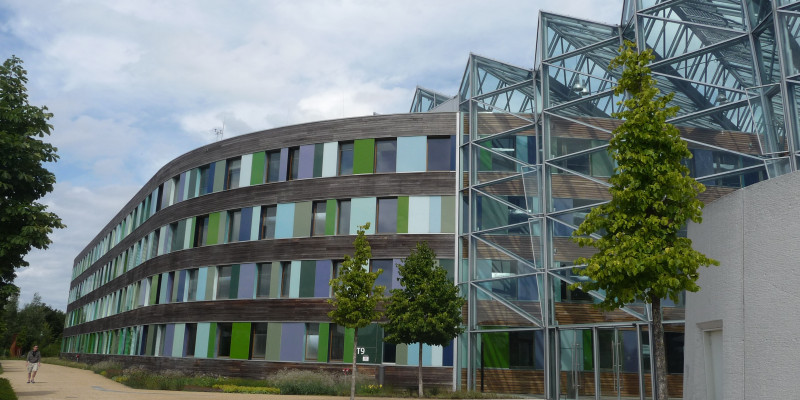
[1, 0, 624, 310]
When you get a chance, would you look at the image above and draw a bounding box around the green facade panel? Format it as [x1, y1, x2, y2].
[148, 275, 159, 306]
[230, 322, 251, 360]
[397, 196, 409, 233]
[318, 323, 330, 362]
[325, 199, 337, 235]
[396, 343, 408, 366]
[250, 151, 266, 185]
[266, 323, 282, 361]
[207, 212, 221, 245]
[269, 262, 281, 299]
[353, 139, 375, 174]
[207, 322, 217, 358]
[343, 327, 355, 364]
[482, 331, 510, 368]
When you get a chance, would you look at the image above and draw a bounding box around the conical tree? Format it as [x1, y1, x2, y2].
[571, 41, 718, 400]
[383, 241, 465, 398]
[328, 223, 385, 400]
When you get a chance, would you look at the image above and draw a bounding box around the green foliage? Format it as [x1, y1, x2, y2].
[1, 293, 65, 355]
[328, 222, 385, 329]
[0, 378, 17, 400]
[384, 241, 465, 346]
[212, 384, 280, 394]
[0, 56, 64, 286]
[571, 41, 718, 309]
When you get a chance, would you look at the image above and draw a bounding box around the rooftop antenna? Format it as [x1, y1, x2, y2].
[212, 119, 226, 142]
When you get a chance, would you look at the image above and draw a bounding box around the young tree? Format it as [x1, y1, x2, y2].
[328, 223, 385, 400]
[0, 56, 65, 288]
[571, 41, 718, 400]
[383, 241, 465, 398]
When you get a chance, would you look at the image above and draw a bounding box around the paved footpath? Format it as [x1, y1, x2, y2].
[1, 360, 395, 400]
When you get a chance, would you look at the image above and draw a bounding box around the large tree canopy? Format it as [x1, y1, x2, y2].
[571, 41, 718, 400]
[0, 56, 64, 285]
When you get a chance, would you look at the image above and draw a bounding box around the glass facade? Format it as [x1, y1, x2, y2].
[451, 1, 800, 398]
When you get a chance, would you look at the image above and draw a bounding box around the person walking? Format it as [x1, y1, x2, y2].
[26, 345, 41, 383]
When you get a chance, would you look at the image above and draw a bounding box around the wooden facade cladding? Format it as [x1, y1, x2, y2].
[61, 353, 454, 387]
[71, 171, 455, 286]
[74, 112, 458, 266]
[64, 298, 335, 336]
[67, 233, 454, 312]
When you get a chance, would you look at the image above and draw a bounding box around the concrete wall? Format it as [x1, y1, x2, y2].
[685, 171, 800, 399]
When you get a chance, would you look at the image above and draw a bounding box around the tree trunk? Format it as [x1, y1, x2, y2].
[351, 327, 358, 400]
[650, 294, 668, 400]
[418, 342, 423, 398]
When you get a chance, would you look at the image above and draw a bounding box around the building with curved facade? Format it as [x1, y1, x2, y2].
[65, 0, 800, 398]
[62, 113, 459, 386]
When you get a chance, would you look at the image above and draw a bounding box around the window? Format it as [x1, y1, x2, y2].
[226, 210, 241, 243]
[376, 197, 398, 234]
[371, 259, 393, 294]
[225, 157, 241, 190]
[338, 142, 354, 175]
[168, 222, 180, 252]
[186, 268, 198, 301]
[256, 263, 272, 298]
[260, 206, 277, 239]
[216, 323, 232, 358]
[337, 200, 351, 235]
[280, 262, 292, 298]
[383, 342, 397, 363]
[312, 201, 327, 236]
[265, 150, 281, 183]
[287, 147, 300, 180]
[217, 265, 233, 300]
[198, 165, 211, 195]
[328, 324, 346, 362]
[194, 215, 209, 247]
[374, 139, 397, 173]
[427, 136, 452, 171]
[185, 323, 197, 357]
[305, 323, 320, 360]
[250, 323, 269, 359]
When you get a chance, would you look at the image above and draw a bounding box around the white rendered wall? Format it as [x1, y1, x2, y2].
[685, 171, 800, 399]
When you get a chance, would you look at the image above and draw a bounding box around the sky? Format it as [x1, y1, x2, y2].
[1, 0, 623, 311]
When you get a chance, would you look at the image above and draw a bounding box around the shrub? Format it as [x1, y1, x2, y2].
[213, 384, 280, 394]
[0, 378, 17, 400]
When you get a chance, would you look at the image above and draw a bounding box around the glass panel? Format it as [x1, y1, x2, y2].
[288, 147, 300, 180]
[227, 210, 241, 243]
[375, 139, 397, 173]
[598, 327, 641, 399]
[216, 323, 232, 358]
[428, 136, 453, 171]
[474, 285, 540, 328]
[548, 166, 611, 212]
[226, 158, 241, 190]
[249, 323, 268, 360]
[256, 263, 271, 298]
[371, 259, 393, 295]
[377, 198, 398, 234]
[329, 324, 346, 362]
[260, 206, 276, 239]
[337, 200, 351, 235]
[558, 329, 595, 399]
[474, 220, 543, 270]
[338, 142, 354, 175]
[266, 151, 281, 183]
[217, 266, 232, 300]
[312, 201, 326, 236]
[280, 262, 291, 298]
[305, 323, 319, 360]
